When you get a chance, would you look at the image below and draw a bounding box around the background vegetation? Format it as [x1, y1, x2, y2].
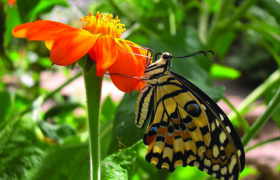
[1, 0, 280, 179]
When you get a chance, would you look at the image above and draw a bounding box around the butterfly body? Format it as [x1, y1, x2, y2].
[135, 52, 245, 180]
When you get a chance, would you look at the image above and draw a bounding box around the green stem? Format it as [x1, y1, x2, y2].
[207, 0, 258, 47]
[168, 7, 176, 36]
[223, 0, 259, 28]
[79, 57, 103, 180]
[207, 0, 233, 46]
[222, 96, 250, 133]
[242, 87, 280, 146]
[262, 40, 280, 68]
[198, 1, 209, 45]
[245, 136, 280, 152]
[228, 69, 280, 121]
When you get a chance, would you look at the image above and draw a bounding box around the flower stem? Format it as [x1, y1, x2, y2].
[79, 57, 103, 180]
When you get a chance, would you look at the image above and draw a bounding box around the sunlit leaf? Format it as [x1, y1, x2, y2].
[210, 63, 241, 80]
[240, 165, 259, 179]
[101, 141, 141, 180]
[17, 0, 68, 22]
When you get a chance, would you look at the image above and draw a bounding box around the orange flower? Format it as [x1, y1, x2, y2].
[8, 0, 16, 6]
[12, 11, 151, 93]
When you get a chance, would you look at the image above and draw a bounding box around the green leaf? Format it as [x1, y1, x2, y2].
[0, 117, 44, 180]
[213, 31, 235, 59]
[38, 121, 76, 143]
[4, 5, 21, 47]
[17, 0, 68, 22]
[29, 136, 89, 180]
[86, 55, 95, 73]
[167, 166, 209, 180]
[240, 165, 259, 179]
[44, 103, 81, 120]
[210, 63, 241, 80]
[260, 0, 280, 24]
[107, 91, 143, 155]
[101, 141, 141, 180]
[0, 91, 11, 123]
[100, 95, 117, 124]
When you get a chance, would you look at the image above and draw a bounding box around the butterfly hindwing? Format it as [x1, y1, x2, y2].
[170, 71, 245, 173]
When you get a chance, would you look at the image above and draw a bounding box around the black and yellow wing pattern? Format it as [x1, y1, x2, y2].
[135, 52, 245, 180]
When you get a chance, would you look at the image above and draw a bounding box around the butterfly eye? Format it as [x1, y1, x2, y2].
[185, 101, 201, 117]
[162, 53, 172, 60]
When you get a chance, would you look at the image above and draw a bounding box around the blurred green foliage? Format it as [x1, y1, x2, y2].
[1, 0, 280, 179]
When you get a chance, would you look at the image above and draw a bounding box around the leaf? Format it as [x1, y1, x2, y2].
[17, 0, 68, 22]
[210, 63, 241, 80]
[100, 95, 117, 124]
[0, 117, 44, 180]
[167, 166, 209, 180]
[86, 54, 95, 73]
[101, 141, 141, 180]
[213, 31, 235, 59]
[29, 136, 90, 180]
[38, 121, 76, 143]
[4, 4, 21, 48]
[260, 0, 280, 24]
[0, 91, 11, 123]
[240, 165, 259, 179]
[107, 91, 144, 155]
[44, 103, 81, 120]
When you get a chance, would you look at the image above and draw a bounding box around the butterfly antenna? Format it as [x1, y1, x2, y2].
[173, 50, 214, 58]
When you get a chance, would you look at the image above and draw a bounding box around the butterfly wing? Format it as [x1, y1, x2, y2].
[142, 71, 245, 180]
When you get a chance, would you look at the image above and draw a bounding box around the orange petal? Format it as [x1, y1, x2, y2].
[136, 81, 146, 92]
[88, 35, 118, 76]
[109, 39, 148, 93]
[50, 29, 99, 65]
[13, 20, 74, 41]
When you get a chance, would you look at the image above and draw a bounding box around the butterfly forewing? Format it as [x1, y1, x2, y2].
[135, 53, 245, 180]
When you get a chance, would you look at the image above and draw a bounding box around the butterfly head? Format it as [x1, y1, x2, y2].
[144, 52, 172, 77]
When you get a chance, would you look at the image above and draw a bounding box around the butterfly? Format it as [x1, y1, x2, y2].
[135, 51, 245, 180]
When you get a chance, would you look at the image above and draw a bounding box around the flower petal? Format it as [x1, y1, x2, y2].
[109, 39, 149, 92]
[13, 20, 74, 41]
[89, 35, 118, 76]
[50, 29, 99, 65]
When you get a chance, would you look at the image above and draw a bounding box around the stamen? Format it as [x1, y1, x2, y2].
[80, 11, 126, 38]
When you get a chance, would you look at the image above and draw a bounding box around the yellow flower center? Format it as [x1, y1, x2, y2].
[80, 11, 126, 38]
